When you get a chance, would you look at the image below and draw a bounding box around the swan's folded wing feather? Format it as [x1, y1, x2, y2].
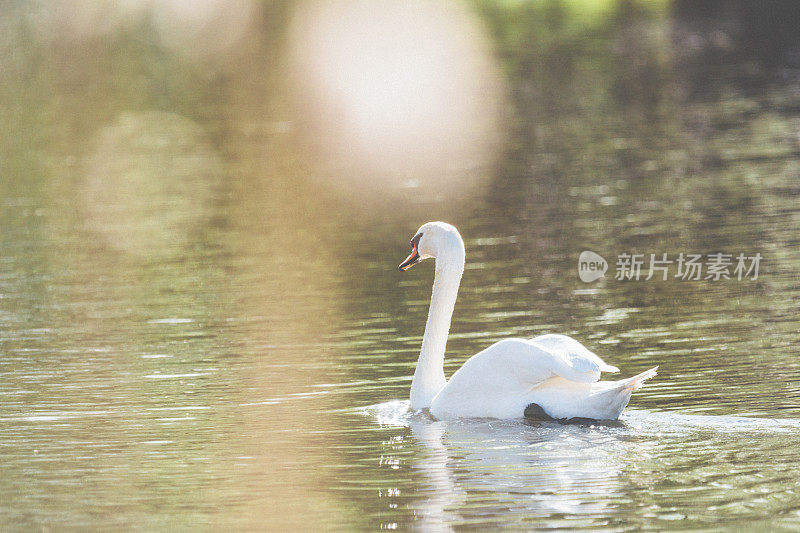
[530, 333, 619, 375]
[476, 338, 602, 384]
[443, 335, 617, 403]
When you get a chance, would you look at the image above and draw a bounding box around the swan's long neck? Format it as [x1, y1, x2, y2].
[410, 247, 464, 409]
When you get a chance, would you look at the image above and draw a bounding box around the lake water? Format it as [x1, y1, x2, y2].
[2, 1, 800, 530]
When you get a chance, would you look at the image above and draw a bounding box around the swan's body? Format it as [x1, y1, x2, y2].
[399, 222, 657, 421]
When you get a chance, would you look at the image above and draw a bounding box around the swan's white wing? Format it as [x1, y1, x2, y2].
[433, 337, 606, 418]
[431, 337, 645, 419]
[443, 337, 609, 397]
[531, 333, 619, 375]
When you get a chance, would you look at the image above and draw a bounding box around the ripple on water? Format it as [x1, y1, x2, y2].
[355, 402, 800, 528]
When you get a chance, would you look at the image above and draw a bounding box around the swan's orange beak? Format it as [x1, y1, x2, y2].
[398, 247, 421, 271]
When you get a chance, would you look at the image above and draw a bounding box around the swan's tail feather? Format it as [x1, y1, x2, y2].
[582, 366, 658, 420]
[621, 366, 658, 391]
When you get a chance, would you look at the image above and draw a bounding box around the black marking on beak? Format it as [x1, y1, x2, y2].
[399, 249, 420, 271]
[398, 232, 423, 271]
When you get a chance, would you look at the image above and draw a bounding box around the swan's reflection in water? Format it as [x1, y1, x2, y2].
[369, 401, 800, 529]
[409, 413, 627, 527]
[408, 420, 465, 531]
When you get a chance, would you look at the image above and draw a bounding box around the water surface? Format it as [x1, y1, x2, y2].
[2, 1, 800, 530]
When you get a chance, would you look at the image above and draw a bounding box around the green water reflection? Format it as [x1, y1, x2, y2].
[2, 1, 800, 530]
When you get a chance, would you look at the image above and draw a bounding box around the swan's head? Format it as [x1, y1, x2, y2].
[398, 221, 464, 271]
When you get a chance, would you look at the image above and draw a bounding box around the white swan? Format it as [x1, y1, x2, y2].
[398, 221, 657, 421]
